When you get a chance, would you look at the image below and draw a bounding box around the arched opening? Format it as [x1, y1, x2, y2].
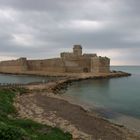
[83, 68, 89, 73]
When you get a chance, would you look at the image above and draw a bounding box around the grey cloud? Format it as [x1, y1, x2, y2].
[0, 0, 140, 65]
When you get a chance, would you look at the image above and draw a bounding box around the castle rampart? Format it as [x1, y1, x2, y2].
[0, 45, 110, 74]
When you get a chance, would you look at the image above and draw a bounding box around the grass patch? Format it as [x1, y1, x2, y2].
[0, 88, 72, 140]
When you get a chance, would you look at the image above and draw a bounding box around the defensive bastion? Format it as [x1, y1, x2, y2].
[0, 45, 110, 74]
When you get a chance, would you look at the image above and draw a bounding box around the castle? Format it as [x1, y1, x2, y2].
[0, 45, 110, 73]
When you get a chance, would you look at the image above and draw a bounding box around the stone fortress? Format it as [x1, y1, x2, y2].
[0, 45, 110, 74]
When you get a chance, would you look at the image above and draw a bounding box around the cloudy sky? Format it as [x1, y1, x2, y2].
[0, 0, 140, 65]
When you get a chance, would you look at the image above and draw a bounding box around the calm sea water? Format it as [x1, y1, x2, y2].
[64, 66, 140, 130]
[0, 74, 57, 84]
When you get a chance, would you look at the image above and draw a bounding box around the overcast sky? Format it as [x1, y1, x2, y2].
[0, 0, 140, 65]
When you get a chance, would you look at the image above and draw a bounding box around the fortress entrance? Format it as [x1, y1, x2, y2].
[83, 68, 89, 73]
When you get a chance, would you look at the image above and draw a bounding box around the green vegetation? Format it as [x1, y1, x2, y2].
[0, 88, 72, 140]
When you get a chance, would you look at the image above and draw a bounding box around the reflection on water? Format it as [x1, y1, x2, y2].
[68, 79, 110, 98]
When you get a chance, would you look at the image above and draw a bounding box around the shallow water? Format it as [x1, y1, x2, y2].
[0, 74, 57, 84]
[64, 66, 140, 131]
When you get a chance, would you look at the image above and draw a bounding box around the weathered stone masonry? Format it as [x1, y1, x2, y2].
[0, 45, 110, 73]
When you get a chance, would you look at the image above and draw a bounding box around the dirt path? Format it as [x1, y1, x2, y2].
[14, 92, 140, 140]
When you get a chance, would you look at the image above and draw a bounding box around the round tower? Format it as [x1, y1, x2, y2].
[73, 45, 82, 56]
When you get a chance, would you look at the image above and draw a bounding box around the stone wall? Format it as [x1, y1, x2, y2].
[0, 58, 28, 73]
[0, 45, 110, 74]
[0, 57, 110, 74]
[27, 58, 65, 72]
[91, 57, 110, 73]
[63, 56, 91, 73]
[60, 52, 75, 59]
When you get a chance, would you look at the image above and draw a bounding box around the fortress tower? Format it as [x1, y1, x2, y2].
[73, 45, 82, 56]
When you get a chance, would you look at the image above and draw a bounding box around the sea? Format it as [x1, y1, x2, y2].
[63, 66, 140, 132]
[0, 74, 56, 84]
[0, 66, 140, 131]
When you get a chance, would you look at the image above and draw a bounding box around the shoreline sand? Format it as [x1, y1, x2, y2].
[14, 91, 140, 140]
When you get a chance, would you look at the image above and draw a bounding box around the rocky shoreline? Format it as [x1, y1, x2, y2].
[23, 71, 131, 94]
[49, 71, 131, 94]
[12, 71, 140, 140]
